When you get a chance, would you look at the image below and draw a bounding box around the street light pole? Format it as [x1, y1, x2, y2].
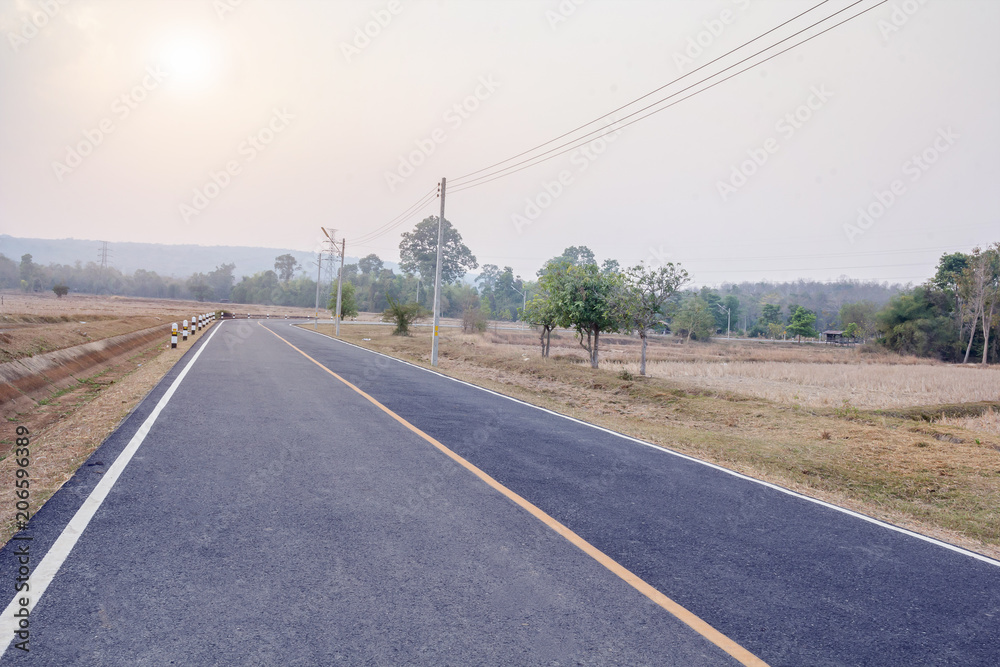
[716, 303, 731, 339]
[512, 286, 527, 329]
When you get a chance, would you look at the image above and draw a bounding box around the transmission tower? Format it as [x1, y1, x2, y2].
[97, 241, 112, 294]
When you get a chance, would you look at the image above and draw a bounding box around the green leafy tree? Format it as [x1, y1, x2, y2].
[673, 295, 715, 342]
[358, 254, 384, 276]
[274, 254, 299, 283]
[787, 306, 818, 342]
[537, 246, 597, 276]
[381, 295, 428, 336]
[750, 303, 783, 337]
[52, 284, 69, 297]
[399, 216, 478, 284]
[187, 273, 213, 302]
[876, 287, 958, 360]
[329, 282, 359, 318]
[207, 263, 236, 301]
[523, 291, 560, 357]
[618, 263, 689, 375]
[544, 262, 623, 368]
[838, 301, 877, 341]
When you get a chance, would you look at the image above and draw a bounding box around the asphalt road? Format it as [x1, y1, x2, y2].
[1, 320, 998, 665]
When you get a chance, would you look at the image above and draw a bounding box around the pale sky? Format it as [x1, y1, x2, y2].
[1, 0, 997, 285]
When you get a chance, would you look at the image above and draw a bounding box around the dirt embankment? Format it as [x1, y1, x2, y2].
[0, 323, 172, 418]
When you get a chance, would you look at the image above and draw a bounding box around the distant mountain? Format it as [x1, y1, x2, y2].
[0, 235, 398, 279]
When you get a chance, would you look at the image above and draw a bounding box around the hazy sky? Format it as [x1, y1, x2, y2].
[1, 0, 997, 285]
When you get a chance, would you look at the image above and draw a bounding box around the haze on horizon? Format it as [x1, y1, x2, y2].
[1, 0, 997, 286]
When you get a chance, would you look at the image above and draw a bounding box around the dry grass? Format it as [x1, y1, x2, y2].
[600, 359, 1000, 409]
[0, 290, 323, 362]
[318, 323, 1000, 559]
[939, 409, 1000, 436]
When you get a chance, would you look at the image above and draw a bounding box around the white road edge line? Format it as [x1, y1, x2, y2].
[0, 322, 225, 659]
[292, 323, 1000, 568]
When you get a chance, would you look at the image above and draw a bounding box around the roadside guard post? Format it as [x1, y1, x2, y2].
[171, 323, 178, 348]
[182, 320, 189, 341]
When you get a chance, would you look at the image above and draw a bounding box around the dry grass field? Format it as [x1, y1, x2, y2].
[317, 322, 1000, 559]
[0, 290, 321, 362]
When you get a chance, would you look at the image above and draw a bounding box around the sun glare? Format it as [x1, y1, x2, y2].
[158, 36, 218, 90]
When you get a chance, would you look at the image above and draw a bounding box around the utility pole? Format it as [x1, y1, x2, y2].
[321, 228, 344, 336]
[313, 252, 323, 330]
[431, 177, 446, 366]
[335, 238, 345, 336]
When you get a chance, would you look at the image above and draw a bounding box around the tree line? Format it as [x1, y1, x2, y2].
[5, 227, 996, 364]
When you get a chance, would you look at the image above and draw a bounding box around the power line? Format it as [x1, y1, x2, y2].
[450, 0, 838, 186]
[449, 0, 886, 194]
[348, 186, 438, 245]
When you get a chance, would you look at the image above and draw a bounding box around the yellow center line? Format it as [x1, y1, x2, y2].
[261, 323, 769, 667]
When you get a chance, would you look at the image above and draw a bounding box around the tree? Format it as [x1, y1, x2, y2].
[767, 322, 786, 340]
[545, 262, 623, 368]
[381, 295, 428, 336]
[787, 306, 818, 342]
[700, 287, 725, 332]
[207, 263, 236, 301]
[673, 295, 715, 342]
[958, 244, 1000, 364]
[523, 291, 559, 357]
[19, 254, 34, 286]
[459, 289, 488, 333]
[876, 288, 958, 360]
[358, 254, 384, 276]
[838, 301, 877, 341]
[537, 246, 597, 276]
[399, 216, 478, 284]
[476, 264, 501, 294]
[601, 258, 621, 275]
[274, 254, 299, 283]
[187, 274, 213, 302]
[329, 282, 359, 318]
[52, 284, 69, 298]
[618, 263, 689, 375]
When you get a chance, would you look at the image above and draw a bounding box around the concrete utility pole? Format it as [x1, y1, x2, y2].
[335, 238, 345, 336]
[313, 252, 323, 330]
[430, 177, 446, 366]
[321, 228, 344, 336]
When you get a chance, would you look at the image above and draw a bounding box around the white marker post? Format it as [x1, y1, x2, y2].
[171, 323, 178, 349]
[182, 320, 188, 341]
